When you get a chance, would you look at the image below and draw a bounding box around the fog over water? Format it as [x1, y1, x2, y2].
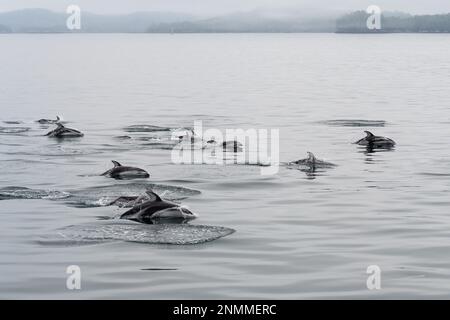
[1, 0, 450, 15]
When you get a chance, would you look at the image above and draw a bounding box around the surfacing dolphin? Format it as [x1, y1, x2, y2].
[287, 152, 336, 171]
[37, 116, 61, 124]
[101, 160, 150, 180]
[355, 131, 395, 149]
[120, 191, 196, 224]
[46, 122, 83, 138]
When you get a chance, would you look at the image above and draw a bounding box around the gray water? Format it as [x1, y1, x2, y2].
[1, 34, 450, 299]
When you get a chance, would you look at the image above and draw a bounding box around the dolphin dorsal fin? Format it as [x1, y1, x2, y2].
[111, 160, 122, 167]
[364, 131, 375, 138]
[145, 190, 162, 202]
[56, 116, 60, 121]
[56, 122, 65, 128]
[307, 152, 316, 161]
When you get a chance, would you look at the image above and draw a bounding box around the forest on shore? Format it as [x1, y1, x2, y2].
[336, 11, 450, 33]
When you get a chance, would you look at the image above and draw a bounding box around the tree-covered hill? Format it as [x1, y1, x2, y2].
[336, 11, 450, 33]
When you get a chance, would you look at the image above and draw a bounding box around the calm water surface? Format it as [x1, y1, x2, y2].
[1, 34, 450, 298]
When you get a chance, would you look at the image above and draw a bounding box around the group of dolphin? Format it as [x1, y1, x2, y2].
[38, 116, 396, 224]
[287, 130, 396, 170]
[37, 116, 192, 224]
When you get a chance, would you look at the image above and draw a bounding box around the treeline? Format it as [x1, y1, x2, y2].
[1, 9, 450, 33]
[336, 11, 450, 33]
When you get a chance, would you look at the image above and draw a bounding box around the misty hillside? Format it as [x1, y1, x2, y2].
[0, 9, 67, 32]
[0, 8, 194, 33]
[0, 8, 338, 33]
[147, 9, 338, 33]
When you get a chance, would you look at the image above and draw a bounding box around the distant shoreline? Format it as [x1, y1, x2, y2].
[1, 31, 450, 34]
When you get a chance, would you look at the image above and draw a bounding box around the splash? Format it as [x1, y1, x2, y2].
[0, 183, 200, 207]
[38, 221, 235, 246]
[0, 126, 31, 134]
[0, 187, 70, 200]
[66, 183, 201, 207]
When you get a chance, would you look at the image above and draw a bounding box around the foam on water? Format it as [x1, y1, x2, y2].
[123, 125, 172, 132]
[0, 183, 200, 207]
[0, 187, 70, 200]
[38, 221, 235, 246]
[318, 119, 387, 127]
[0, 126, 31, 134]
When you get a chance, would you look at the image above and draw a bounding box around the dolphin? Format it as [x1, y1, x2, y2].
[288, 152, 336, 170]
[355, 131, 395, 148]
[37, 116, 61, 124]
[101, 160, 150, 180]
[46, 123, 83, 138]
[120, 191, 196, 224]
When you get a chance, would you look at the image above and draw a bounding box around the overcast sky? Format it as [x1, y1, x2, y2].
[1, 0, 450, 15]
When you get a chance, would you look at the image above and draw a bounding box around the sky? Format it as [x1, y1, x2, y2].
[1, 0, 450, 15]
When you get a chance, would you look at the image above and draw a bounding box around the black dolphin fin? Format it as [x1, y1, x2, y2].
[306, 151, 317, 170]
[145, 190, 162, 202]
[56, 116, 60, 121]
[111, 160, 122, 167]
[56, 122, 65, 128]
[364, 131, 375, 138]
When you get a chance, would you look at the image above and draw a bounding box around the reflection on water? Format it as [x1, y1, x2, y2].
[357, 145, 396, 157]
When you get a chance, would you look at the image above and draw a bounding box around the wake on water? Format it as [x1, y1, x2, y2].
[37, 220, 235, 246]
